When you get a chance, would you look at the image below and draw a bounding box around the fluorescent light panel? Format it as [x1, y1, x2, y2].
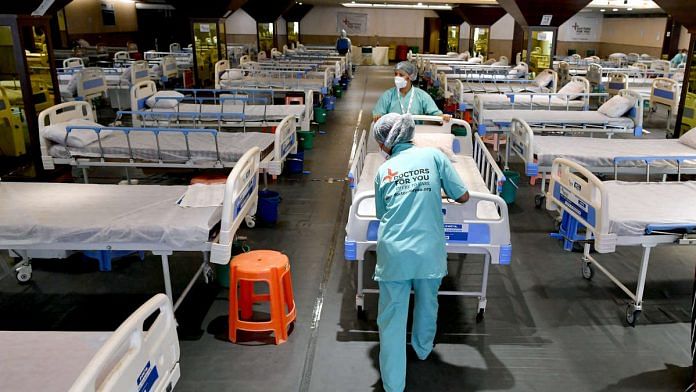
[342, 2, 453, 10]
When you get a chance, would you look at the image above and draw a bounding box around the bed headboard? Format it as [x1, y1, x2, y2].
[536, 69, 558, 92]
[38, 101, 95, 169]
[546, 158, 615, 252]
[114, 51, 130, 61]
[651, 59, 670, 74]
[130, 60, 150, 84]
[63, 57, 84, 69]
[77, 68, 107, 99]
[130, 80, 158, 126]
[607, 73, 629, 96]
[619, 89, 644, 135]
[586, 63, 602, 86]
[161, 55, 178, 79]
[558, 61, 570, 86]
[650, 77, 679, 109]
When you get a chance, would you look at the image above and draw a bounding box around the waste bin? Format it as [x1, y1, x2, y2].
[501, 170, 520, 205]
[396, 45, 409, 61]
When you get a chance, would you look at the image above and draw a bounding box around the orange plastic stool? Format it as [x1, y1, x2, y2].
[229, 250, 296, 344]
[190, 173, 227, 185]
[285, 96, 304, 105]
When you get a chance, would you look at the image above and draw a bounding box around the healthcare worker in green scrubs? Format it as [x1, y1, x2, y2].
[372, 113, 469, 392]
[372, 61, 451, 122]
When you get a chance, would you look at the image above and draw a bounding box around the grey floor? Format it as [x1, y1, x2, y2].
[0, 66, 694, 391]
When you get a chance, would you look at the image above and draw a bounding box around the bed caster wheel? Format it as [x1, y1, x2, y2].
[581, 262, 594, 280]
[15, 265, 32, 283]
[476, 308, 485, 323]
[626, 305, 641, 327]
[244, 216, 256, 229]
[357, 305, 367, 320]
[534, 194, 545, 209]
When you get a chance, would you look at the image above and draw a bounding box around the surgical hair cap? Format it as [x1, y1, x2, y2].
[395, 61, 417, 80]
[373, 113, 416, 149]
[340, 29, 347, 38]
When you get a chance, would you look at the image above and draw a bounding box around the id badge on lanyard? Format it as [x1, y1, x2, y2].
[398, 88, 415, 114]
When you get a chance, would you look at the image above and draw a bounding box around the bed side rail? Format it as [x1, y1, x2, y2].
[268, 114, 298, 175]
[213, 146, 261, 265]
[545, 158, 614, 252]
[509, 118, 537, 177]
[69, 294, 179, 392]
[619, 89, 644, 135]
[473, 132, 507, 194]
[347, 129, 368, 200]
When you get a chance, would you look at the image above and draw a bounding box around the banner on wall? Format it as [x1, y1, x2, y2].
[562, 14, 601, 42]
[337, 12, 368, 35]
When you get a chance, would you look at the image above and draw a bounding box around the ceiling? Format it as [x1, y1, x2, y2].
[302, 0, 497, 5]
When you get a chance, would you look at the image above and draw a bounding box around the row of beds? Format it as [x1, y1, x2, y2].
[341, 53, 696, 328]
[0, 49, 351, 391]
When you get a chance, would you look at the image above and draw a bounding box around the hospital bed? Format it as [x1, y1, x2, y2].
[128, 80, 313, 132]
[0, 294, 180, 392]
[1, 145, 261, 310]
[474, 89, 644, 136]
[345, 116, 511, 320]
[445, 68, 558, 108]
[545, 157, 696, 326]
[452, 76, 592, 113]
[144, 50, 194, 70]
[509, 117, 696, 206]
[39, 101, 296, 178]
[214, 61, 331, 95]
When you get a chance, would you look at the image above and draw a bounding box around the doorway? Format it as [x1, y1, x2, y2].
[423, 17, 441, 54]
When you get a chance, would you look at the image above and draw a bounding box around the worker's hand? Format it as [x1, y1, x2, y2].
[441, 114, 451, 122]
[455, 192, 469, 203]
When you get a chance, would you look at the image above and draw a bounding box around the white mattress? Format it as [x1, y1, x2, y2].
[221, 78, 323, 91]
[482, 110, 634, 128]
[534, 136, 696, 168]
[468, 94, 585, 109]
[0, 182, 221, 248]
[356, 152, 498, 219]
[605, 181, 696, 235]
[48, 129, 274, 163]
[460, 84, 545, 94]
[0, 331, 108, 392]
[148, 103, 305, 122]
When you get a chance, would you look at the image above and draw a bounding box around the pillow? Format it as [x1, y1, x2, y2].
[679, 127, 696, 149]
[468, 57, 482, 64]
[534, 71, 554, 88]
[146, 90, 184, 109]
[66, 74, 79, 96]
[221, 69, 242, 81]
[557, 81, 585, 100]
[597, 95, 636, 118]
[40, 119, 107, 147]
[413, 133, 457, 161]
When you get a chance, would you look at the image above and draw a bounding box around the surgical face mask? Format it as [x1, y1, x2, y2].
[394, 76, 408, 89]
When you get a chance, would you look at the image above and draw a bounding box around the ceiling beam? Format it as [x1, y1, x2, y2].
[653, 0, 696, 33]
[243, 0, 295, 23]
[0, 0, 72, 15]
[498, 0, 591, 28]
[455, 4, 506, 26]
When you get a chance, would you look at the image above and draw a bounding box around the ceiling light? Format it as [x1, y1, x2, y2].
[612, 8, 618, 11]
[600, 8, 606, 11]
[341, 2, 452, 10]
[627, 7, 633, 10]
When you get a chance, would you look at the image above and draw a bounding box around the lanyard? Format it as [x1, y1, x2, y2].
[398, 87, 415, 114]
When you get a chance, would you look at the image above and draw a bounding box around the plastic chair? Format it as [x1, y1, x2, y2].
[229, 250, 296, 344]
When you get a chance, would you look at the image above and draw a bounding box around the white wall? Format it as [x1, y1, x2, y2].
[601, 17, 666, 48]
[460, 22, 471, 39]
[225, 9, 256, 34]
[277, 16, 287, 35]
[490, 14, 514, 40]
[301, 6, 437, 37]
[679, 26, 691, 51]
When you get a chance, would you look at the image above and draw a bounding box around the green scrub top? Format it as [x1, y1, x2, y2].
[373, 143, 468, 281]
[372, 86, 443, 117]
[671, 53, 685, 68]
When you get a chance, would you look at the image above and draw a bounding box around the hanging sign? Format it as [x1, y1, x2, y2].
[32, 0, 55, 16]
[541, 15, 553, 26]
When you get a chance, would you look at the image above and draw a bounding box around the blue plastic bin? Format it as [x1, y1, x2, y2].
[258, 190, 281, 224]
